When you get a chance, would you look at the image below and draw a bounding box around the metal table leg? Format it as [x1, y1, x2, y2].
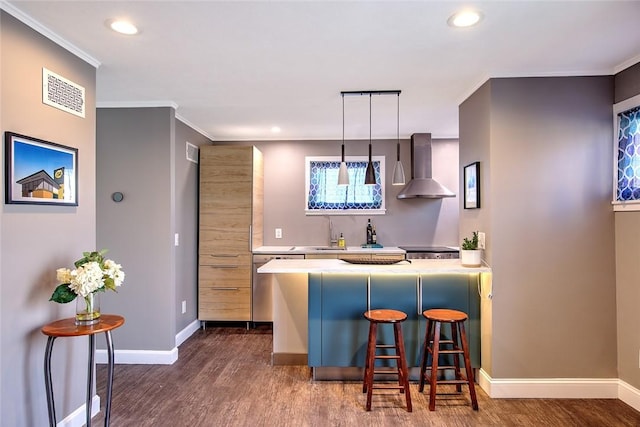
[87, 334, 95, 427]
[44, 336, 57, 427]
[104, 330, 115, 426]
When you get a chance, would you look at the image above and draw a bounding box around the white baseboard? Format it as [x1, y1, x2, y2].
[619, 380, 640, 412]
[176, 319, 200, 347]
[95, 347, 178, 365]
[478, 369, 640, 408]
[58, 395, 100, 427]
[95, 320, 200, 365]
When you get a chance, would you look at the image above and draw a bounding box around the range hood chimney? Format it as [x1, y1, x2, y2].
[396, 133, 455, 199]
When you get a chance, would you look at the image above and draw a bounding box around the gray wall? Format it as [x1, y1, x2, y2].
[96, 107, 176, 351]
[96, 109, 211, 350]
[174, 121, 211, 331]
[214, 138, 460, 248]
[614, 64, 640, 389]
[614, 61, 640, 104]
[460, 76, 617, 379]
[0, 11, 97, 426]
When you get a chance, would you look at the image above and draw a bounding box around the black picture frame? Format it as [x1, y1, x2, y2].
[463, 161, 480, 209]
[4, 132, 78, 206]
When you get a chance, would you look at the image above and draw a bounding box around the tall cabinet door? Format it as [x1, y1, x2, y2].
[198, 146, 263, 321]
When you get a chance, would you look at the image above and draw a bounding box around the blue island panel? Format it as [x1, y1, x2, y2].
[308, 272, 481, 369]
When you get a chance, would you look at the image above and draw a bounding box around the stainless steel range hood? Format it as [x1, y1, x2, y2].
[396, 133, 455, 199]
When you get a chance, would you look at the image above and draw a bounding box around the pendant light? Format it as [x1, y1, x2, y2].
[392, 92, 406, 185]
[364, 93, 376, 185]
[337, 94, 349, 186]
[340, 90, 401, 186]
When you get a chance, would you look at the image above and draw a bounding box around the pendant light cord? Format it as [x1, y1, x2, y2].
[369, 93, 372, 147]
[342, 94, 345, 147]
[397, 93, 400, 160]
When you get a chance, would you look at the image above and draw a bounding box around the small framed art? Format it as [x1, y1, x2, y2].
[5, 132, 78, 206]
[463, 161, 480, 209]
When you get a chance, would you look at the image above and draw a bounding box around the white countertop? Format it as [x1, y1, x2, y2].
[257, 258, 491, 274]
[253, 245, 406, 255]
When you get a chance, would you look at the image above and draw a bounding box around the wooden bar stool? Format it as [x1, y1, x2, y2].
[419, 308, 478, 411]
[362, 309, 412, 412]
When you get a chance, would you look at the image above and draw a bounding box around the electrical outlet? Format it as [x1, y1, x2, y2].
[174, 233, 180, 246]
[275, 228, 282, 239]
[478, 232, 486, 250]
[181, 300, 186, 314]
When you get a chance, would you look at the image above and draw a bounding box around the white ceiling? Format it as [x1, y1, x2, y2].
[4, 1, 640, 141]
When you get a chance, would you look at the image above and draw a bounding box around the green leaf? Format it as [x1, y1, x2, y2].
[104, 277, 116, 291]
[49, 284, 77, 304]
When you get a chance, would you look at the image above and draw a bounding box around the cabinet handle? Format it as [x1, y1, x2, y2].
[207, 254, 239, 258]
[209, 265, 239, 269]
[249, 225, 252, 251]
[216, 287, 240, 290]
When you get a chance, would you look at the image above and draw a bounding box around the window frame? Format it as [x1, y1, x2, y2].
[613, 93, 640, 211]
[304, 155, 386, 216]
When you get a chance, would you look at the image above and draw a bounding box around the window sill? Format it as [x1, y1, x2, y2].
[305, 209, 386, 216]
[612, 201, 640, 212]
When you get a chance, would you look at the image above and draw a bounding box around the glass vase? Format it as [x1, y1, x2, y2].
[75, 292, 101, 325]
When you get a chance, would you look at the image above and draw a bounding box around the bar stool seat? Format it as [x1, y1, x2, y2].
[362, 309, 412, 412]
[419, 308, 478, 411]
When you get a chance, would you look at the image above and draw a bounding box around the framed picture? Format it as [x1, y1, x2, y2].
[4, 132, 78, 206]
[463, 161, 480, 209]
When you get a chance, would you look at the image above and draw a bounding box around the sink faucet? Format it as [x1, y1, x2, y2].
[328, 216, 338, 247]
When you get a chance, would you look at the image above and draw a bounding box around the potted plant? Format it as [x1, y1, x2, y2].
[460, 231, 482, 267]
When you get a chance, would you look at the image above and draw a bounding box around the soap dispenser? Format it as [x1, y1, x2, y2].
[338, 233, 346, 248]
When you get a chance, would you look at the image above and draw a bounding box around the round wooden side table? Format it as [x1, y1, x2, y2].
[41, 314, 125, 427]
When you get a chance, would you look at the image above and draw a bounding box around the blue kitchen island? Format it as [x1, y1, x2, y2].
[257, 258, 492, 380]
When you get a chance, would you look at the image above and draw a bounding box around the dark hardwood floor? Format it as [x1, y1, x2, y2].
[94, 324, 640, 426]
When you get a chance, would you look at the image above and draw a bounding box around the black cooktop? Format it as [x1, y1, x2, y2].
[398, 246, 458, 253]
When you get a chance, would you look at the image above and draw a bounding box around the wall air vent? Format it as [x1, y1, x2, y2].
[186, 142, 199, 163]
[42, 68, 85, 118]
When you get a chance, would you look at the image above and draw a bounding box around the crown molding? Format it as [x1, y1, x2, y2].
[614, 54, 640, 75]
[0, 1, 100, 68]
[97, 100, 179, 110]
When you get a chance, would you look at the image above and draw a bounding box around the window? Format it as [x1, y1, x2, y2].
[614, 93, 640, 211]
[305, 156, 385, 215]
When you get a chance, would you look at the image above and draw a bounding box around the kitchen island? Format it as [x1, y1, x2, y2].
[258, 258, 492, 380]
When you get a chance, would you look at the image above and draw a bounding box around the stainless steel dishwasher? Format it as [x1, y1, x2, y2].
[252, 254, 304, 322]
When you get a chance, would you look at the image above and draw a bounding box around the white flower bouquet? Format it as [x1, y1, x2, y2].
[50, 249, 125, 304]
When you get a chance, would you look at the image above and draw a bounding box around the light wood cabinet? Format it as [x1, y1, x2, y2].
[198, 146, 263, 321]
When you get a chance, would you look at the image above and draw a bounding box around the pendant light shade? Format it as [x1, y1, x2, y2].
[338, 145, 349, 186]
[364, 94, 376, 185]
[338, 94, 349, 186]
[365, 143, 376, 185]
[392, 93, 406, 185]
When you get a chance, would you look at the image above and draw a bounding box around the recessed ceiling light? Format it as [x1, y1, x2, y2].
[107, 19, 139, 35]
[271, 126, 281, 133]
[447, 10, 483, 28]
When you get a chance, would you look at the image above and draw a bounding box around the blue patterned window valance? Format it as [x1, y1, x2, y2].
[616, 106, 640, 202]
[305, 157, 385, 214]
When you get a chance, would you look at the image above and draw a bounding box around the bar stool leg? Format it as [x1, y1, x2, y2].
[458, 321, 479, 410]
[428, 321, 441, 411]
[393, 323, 412, 412]
[451, 323, 462, 393]
[365, 322, 377, 411]
[418, 318, 434, 393]
[363, 321, 375, 394]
